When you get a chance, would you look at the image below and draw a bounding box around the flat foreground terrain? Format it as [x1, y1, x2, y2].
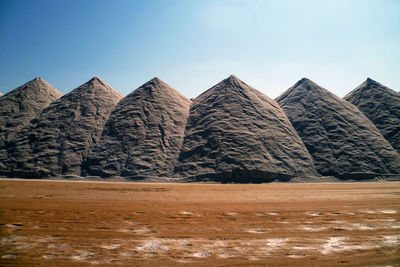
[0, 180, 399, 266]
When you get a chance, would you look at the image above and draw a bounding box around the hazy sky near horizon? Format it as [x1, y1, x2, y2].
[1, 0, 399, 98]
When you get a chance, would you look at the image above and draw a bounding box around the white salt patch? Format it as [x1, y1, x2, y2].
[308, 212, 323, 217]
[321, 236, 347, 254]
[218, 253, 231, 258]
[321, 237, 374, 254]
[72, 253, 93, 260]
[347, 223, 375, 230]
[358, 225, 375, 230]
[303, 225, 327, 231]
[227, 212, 237, 216]
[379, 210, 397, 214]
[125, 220, 141, 225]
[391, 225, 400, 229]
[43, 254, 56, 259]
[267, 238, 289, 248]
[137, 240, 168, 251]
[293, 245, 314, 250]
[2, 254, 16, 259]
[288, 254, 305, 258]
[383, 235, 400, 246]
[247, 229, 266, 234]
[2, 237, 17, 243]
[2, 236, 26, 243]
[6, 223, 23, 228]
[214, 240, 228, 246]
[36, 237, 54, 243]
[179, 211, 194, 215]
[16, 243, 31, 249]
[133, 227, 152, 234]
[269, 212, 279, 216]
[193, 252, 211, 257]
[102, 244, 121, 250]
[347, 212, 355, 215]
[177, 239, 192, 246]
[362, 210, 376, 214]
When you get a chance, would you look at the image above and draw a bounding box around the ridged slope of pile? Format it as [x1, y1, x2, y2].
[344, 78, 400, 153]
[0, 77, 123, 178]
[84, 77, 191, 178]
[0, 78, 63, 147]
[175, 75, 317, 182]
[276, 78, 400, 179]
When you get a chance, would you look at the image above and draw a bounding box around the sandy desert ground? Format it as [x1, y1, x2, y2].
[0, 179, 399, 266]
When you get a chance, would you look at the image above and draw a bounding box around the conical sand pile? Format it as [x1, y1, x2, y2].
[344, 78, 400, 153]
[0, 78, 62, 147]
[0, 77, 123, 178]
[175, 75, 317, 182]
[84, 77, 191, 178]
[276, 78, 400, 179]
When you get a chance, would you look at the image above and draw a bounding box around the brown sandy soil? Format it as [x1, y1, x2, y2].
[0, 180, 399, 266]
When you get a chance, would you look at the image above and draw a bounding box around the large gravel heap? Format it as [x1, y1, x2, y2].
[84, 77, 191, 179]
[0, 77, 122, 178]
[0, 78, 62, 147]
[175, 75, 317, 182]
[276, 78, 400, 179]
[344, 78, 400, 153]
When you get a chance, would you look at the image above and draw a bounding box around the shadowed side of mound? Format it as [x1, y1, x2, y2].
[83, 77, 191, 179]
[276, 78, 400, 180]
[174, 75, 318, 183]
[0, 78, 63, 147]
[344, 78, 400, 154]
[0, 77, 123, 178]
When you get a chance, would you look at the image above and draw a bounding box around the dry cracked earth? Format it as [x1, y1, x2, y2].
[0, 180, 399, 266]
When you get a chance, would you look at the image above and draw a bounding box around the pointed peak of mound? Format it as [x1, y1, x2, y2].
[222, 74, 245, 87]
[71, 77, 123, 100]
[0, 77, 63, 146]
[293, 77, 316, 87]
[344, 79, 400, 153]
[127, 77, 189, 101]
[363, 77, 387, 88]
[196, 75, 258, 101]
[88, 76, 103, 83]
[4, 77, 62, 100]
[86, 76, 108, 87]
[276, 78, 334, 104]
[145, 76, 171, 88]
[149, 76, 162, 83]
[366, 77, 379, 84]
[357, 77, 384, 90]
[227, 74, 239, 82]
[21, 77, 62, 95]
[344, 78, 398, 102]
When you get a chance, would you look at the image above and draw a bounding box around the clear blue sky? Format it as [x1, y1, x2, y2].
[1, 0, 399, 98]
